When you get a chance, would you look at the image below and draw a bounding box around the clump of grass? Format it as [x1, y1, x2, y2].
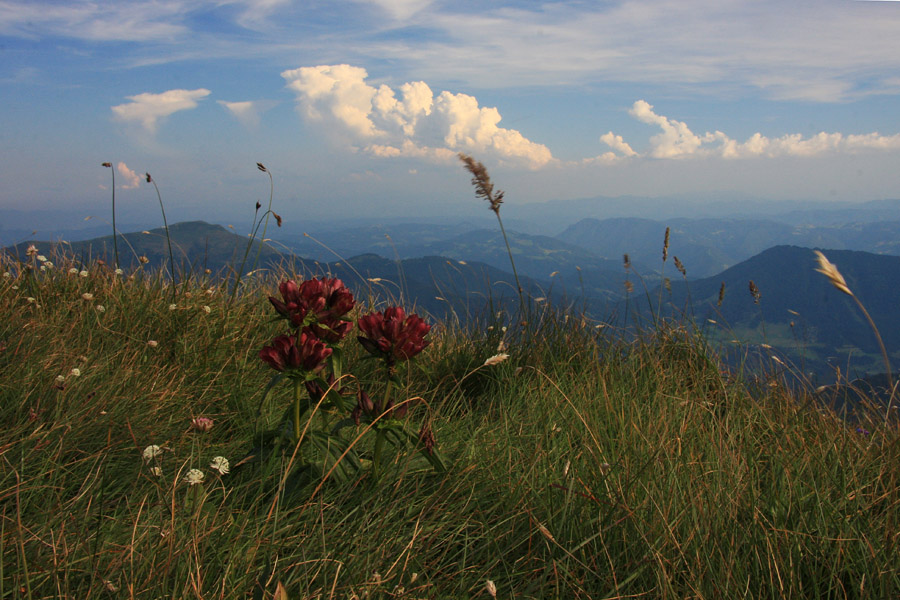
[2, 247, 898, 598]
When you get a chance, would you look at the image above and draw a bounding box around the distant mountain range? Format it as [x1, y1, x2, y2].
[5, 219, 899, 380]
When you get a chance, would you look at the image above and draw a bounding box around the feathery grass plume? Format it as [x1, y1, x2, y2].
[145, 173, 176, 303]
[717, 282, 725, 306]
[623, 254, 631, 270]
[674, 256, 686, 278]
[814, 250, 893, 415]
[102, 162, 119, 269]
[458, 153, 525, 319]
[662, 227, 670, 263]
[749, 280, 760, 304]
[813, 250, 852, 296]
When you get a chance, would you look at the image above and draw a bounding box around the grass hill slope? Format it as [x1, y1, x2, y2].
[1, 250, 897, 598]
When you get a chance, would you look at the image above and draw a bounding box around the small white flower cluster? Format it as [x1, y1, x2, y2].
[142, 444, 162, 461]
[209, 456, 230, 475]
[141, 445, 229, 483]
[184, 469, 205, 485]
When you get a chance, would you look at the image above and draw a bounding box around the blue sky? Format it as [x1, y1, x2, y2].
[3, 0, 900, 226]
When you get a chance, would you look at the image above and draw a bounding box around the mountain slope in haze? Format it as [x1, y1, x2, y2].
[2, 221, 545, 322]
[640, 246, 900, 377]
[559, 217, 900, 278]
[275, 226, 638, 303]
[4, 221, 289, 275]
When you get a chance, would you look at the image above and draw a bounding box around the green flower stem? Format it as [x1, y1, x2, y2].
[293, 378, 302, 444]
[372, 376, 395, 481]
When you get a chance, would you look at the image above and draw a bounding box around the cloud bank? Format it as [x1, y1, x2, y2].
[600, 100, 900, 161]
[111, 89, 211, 133]
[281, 64, 554, 169]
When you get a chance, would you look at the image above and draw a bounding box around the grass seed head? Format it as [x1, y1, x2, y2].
[814, 250, 853, 296]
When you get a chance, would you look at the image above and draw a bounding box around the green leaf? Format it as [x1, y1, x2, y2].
[307, 430, 361, 483]
[256, 372, 284, 417]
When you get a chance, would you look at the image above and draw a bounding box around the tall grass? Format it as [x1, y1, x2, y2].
[1, 247, 898, 599]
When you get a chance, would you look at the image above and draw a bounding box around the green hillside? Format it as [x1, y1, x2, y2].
[1, 248, 897, 598]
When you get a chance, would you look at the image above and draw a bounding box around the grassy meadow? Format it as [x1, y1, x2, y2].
[1, 242, 899, 599]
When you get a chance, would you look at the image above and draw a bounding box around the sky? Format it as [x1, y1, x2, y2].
[2, 0, 900, 227]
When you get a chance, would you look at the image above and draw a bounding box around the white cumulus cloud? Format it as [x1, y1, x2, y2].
[111, 88, 211, 133]
[281, 64, 554, 169]
[116, 162, 141, 189]
[601, 100, 900, 160]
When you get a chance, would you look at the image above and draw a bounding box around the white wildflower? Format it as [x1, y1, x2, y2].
[486, 580, 497, 598]
[168, 304, 177, 311]
[45, 261, 53, 268]
[147, 340, 158, 348]
[40, 266, 47, 272]
[26, 297, 36, 303]
[37, 255, 47, 262]
[142, 445, 162, 461]
[202, 305, 211, 314]
[184, 469, 205, 485]
[68, 268, 78, 275]
[209, 456, 230, 475]
[79, 270, 89, 278]
[82, 293, 94, 301]
[55, 375, 66, 384]
[149, 466, 163, 477]
[3, 272, 10, 278]
[115, 268, 123, 275]
[95, 305, 106, 313]
[69, 368, 81, 377]
[483, 353, 509, 367]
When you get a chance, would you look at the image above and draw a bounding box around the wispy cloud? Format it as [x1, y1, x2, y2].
[602, 100, 900, 160]
[111, 88, 211, 133]
[350, 0, 433, 20]
[217, 100, 276, 128]
[355, 1, 900, 102]
[0, 1, 189, 42]
[5, 1, 900, 102]
[281, 64, 554, 169]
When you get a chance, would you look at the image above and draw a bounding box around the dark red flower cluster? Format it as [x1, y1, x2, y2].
[357, 307, 431, 364]
[268, 278, 355, 341]
[259, 332, 332, 375]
